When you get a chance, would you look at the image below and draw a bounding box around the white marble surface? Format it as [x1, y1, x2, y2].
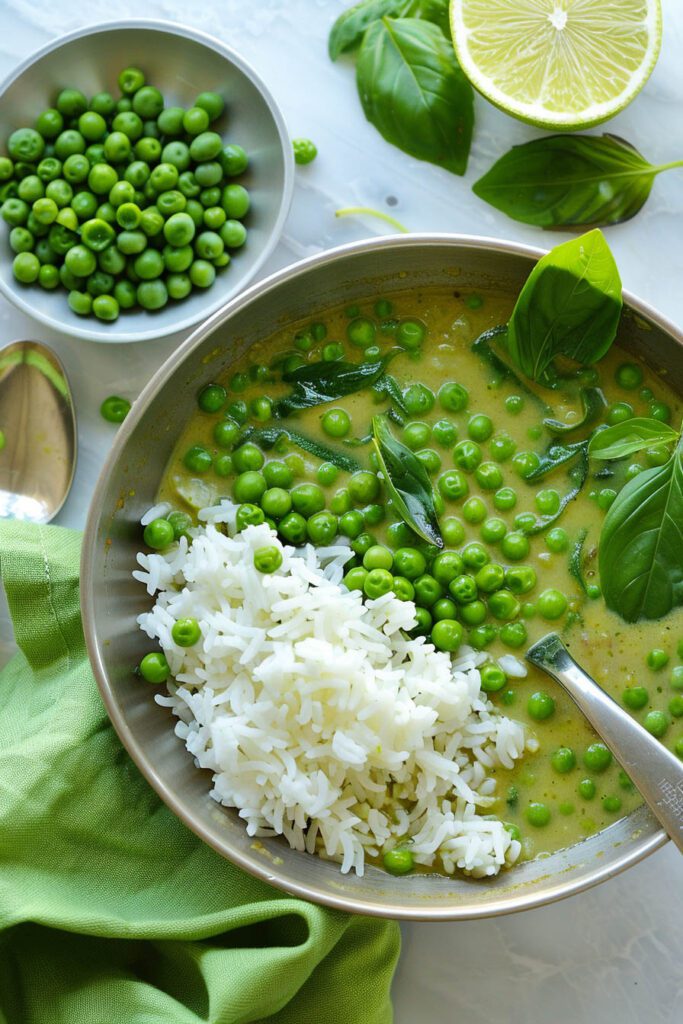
[1, 1, 682, 1020]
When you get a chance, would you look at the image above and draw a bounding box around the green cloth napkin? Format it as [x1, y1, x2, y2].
[0, 520, 400, 1023]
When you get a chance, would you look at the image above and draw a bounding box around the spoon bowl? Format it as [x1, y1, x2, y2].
[0, 341, 77, 523]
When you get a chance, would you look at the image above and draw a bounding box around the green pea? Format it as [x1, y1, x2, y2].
[382, 847, 414, 875]
[671, 666, 683, 691]
[416, 448, 441, 476]
[448, 574, 478, 605]
[171, 617, 201, 647]
[364, 568, 394, 599]
[478, 663, 505, 692]
[403, 422, 431, 450]
[480, 517, 507, 544]
[349, 471, 379, 504]
[345, 316, 375, 348]
[623, 686, 649, 710]
[615, 362, 643, 390]
[551, 747, 576, 774]
[277, 511, 307, 545]
[646, 648, 669, 671]
[214, 454, 233, 478]
[528, 691, 555, 721]
[474, 462, 503, 491]
[452, 439, 482, 472]
[668, 696, 683, 718]
[676, 738, 683, 759]
[644, 710, 668, 738]
[12, 251, 40, 283]
[489, 432, 516, 462]
[261, 487, 292, 519]
[491, 488, 515, 514]
[459, 599, 487, 626]
[38, 264, 59, 290]
[392, 548, 426, 581]
[525, 802, 550, 827]
[461, 497, 485, 524]
[403, 383, 435, 416]
[606, 401, 633, 425]
[467, 414, 492, 442]
[544, 527, 568, 553]
[413, 574, 443, 608]
[9, 226, 34, 252]
[233, 471, 267, 503]
[487, 614, 518, 645]
[437, 469, 469, 501]
[342, 567, 367, 592]
[649, 400, 671, 423]
[512, 451, 541, 479]
[139, 651, 170, 684]
[499, 532, 528, 563]
[537, 588, 568, 620]
[601, 795, 622, 814]
[431, 618, 463, 652]
[505, 395, 524, 415]
[461, 542, 489, 570]
[578, 778, 596, 800]
[67, 289, 92, 315]
[143, 517, 175, 549]
[361, 545, 392, 571]
[253, 546, 283, 574]
[431, 551, 464, 586]
[438, 381, 468, 412]
[235, 504, 265, 531]
[441, 517, 465, 546]
[583, 743, 612, 772]
[322, 408, 351, 438]
[430, 597, 456, 621]
[335, 510, 362, 540]
[535, 488, 560, 516]
[316, 462, 338, 487]
[291, 483, 326, 517]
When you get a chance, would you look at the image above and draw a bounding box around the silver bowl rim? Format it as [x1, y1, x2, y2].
[0, 17, 295, 344]
[82, 232, 673, 919]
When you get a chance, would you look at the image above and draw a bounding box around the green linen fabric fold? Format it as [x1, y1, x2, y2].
[0, 520, 400, 1024]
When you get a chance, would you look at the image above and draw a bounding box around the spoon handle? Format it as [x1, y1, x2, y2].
[527, 632, 683, 855]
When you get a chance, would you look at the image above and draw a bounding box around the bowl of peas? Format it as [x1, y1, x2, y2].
[0, 20, 294, 342]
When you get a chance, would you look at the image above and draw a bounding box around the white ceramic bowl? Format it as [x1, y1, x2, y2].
[0, 20, 294, 343]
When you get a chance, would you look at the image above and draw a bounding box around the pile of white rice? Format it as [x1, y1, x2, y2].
[134, 499, 534, 877]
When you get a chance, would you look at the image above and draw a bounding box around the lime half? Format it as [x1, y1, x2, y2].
[450, 0, 662, 130]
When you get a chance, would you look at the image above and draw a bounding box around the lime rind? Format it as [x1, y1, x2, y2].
[450, 0, 662, 130]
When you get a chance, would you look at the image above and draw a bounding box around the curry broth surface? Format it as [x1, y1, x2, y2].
[159, 287, 683, 865]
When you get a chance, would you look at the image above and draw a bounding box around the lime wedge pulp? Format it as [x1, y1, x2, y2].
[450, 0, 662, 130]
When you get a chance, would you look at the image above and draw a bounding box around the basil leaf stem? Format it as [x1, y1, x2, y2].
[372, 414, 443, 546]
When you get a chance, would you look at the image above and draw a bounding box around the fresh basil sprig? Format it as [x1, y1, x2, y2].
[372, 414, 443, 547]
[588, 417, 679, 460]
[600, 436, 683, 622]
[355, 18, 474, 176]
[473, 134, 683, 230]
[506, 230, 622, 388]
[329, 0, 449, 59]
[274, 355, 395, 417]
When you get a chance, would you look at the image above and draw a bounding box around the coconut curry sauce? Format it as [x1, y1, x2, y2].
[158, 287, 683, 864]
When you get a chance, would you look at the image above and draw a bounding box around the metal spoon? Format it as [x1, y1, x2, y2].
[527, 633, 683, 854]
[0, 341, 76, 523]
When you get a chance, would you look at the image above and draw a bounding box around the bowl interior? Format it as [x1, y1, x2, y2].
[0, 22, 292, 343]
[82, 236, 673, 919]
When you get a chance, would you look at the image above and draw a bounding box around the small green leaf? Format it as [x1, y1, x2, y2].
[507, 229, 622, 387]
[525, 445, 590, 534]
[273, 355, 394, 417]
[237, 427, 361, 473]
[600, 439, 683, 621]
[588, 417, 679, 460]
[328, 0, 450, 60]
[473, 134, 661, 229]
[356, 18, 474, 176]
[543, 386, 606, 435]
[372, 414, 443, 547]
[525, 439, 589, 482]
[471, 325, 551, 413]
[568, 528, 590, 595]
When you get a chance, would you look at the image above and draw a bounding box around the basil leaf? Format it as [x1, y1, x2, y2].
[372, 414, 443, 547]
[568, 528, 590, 595]
[543, 386, 606, 435]
[525, 444, 590, 534]
[329, 0, 449, 59]
[274, 356, 393, 417]
[473, 134, 661, 229]
[588, 417, 679, 460]
[471, 325, 551, 413]
[507, 230, 622, 387]
[238, 427, 361, 473]
[599, 440, 683, 622]
[525, 438, 589, 482]
[356, 18, 474, 176]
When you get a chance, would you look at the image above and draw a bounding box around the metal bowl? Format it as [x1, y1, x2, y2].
[0, 20, 293, 344]
[82, 235, 676, 919]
